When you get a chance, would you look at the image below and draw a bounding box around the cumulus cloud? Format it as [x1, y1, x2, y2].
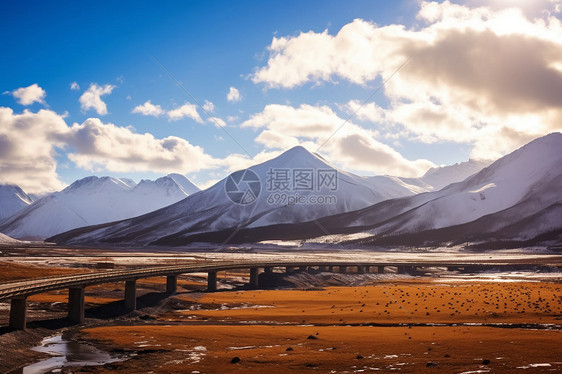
[132, 100, 164, 117]
[70, 82, 80, 90]
[241, 103, 434, 177]
[0, 107, 222, 192]
[167, 102, 203, 123]
[203, 100, 215, 112]
[207, 116, 226, 128]
[222, 149, 284, 173]
[79, 83, 115, 115]
[132, 100, 207, 123]
[252, 1, 562, 160]
[65, 118, 219, 173]
[0, 107, 67, 192]
[227, 86, 241, 102]
[8, 84, 46, 106]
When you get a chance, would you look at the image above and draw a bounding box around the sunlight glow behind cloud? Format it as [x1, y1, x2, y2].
[252, 1, 562, 160]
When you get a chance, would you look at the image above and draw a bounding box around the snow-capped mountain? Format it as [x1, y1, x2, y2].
[258, 133, 562, 247]
[166, 173, 200, 195]
[352, 132, 562, 235]
[51, 133, 561, 247]
[0, 184, 33, 220]
[49, 146, 442, 246]
[0, 174, 199, 239]
[420, 159, 492, 191]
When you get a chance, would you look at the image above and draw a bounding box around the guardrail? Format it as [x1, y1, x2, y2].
[1, 259, 553, 301]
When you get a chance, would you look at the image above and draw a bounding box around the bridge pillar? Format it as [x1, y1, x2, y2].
[125, 280, 137, 311]
[396, 266, 406, 274]
[298, 266, 307, 272]
[340, 265, 347, 274]
[364, 265, 370, 273]
[264, 266, 273, 274]
[166, 275, 178, 294]
[68, 287, 85, 323]
[378, 266, 385, 274]
[328, 266, 334, 272]
[318, 265, 328, 272]
[207, 271, 217, 292]
[9, 297, 27, 331]
[285, 266, 295, 273]
[249, 267, 259, 289]
[357, 265, 366, 274]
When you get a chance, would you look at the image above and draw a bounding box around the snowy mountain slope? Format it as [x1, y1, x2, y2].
[233, 133, 562, 247]
[358, 159, 490, 198]
[92, 132, 560, 247]
[0, 174, 199, 239]
[167, 173, 200, 195]
[420, 159, 491, 190]
[48, 133, 549, 248]
[49, 146, 437, 246]
[367, 132, 562, 235]
[343, 171, 562, 247]
[0, 184, 33, 220]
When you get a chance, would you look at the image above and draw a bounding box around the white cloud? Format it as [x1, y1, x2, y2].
[132, 100, 164, 117]
[252, 1, 562, 160]
[79, 83, 115, 115]
[344, 100, 385, 124]
[132, 100, 208, 123]
[207, 116, 226, 128]
[198, 178, 221, 190]
[70, 82, 80, 91]
[0, 107, 67, 192]
[241, 103, 434, 177]
[227, 86, 241, 102]
[252, 20, 405, 88]
[203, 100, 215, 112]
[0, 106, 223, 192]
[167, 102, 203, 123]
[9, 84, 46, 106]
[222, 149, 284, 173]
[65, 118, 219, 173]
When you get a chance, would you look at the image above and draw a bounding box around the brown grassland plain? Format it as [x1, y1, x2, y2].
[1, 261, 561, 373]
[80, 280, 562, 373]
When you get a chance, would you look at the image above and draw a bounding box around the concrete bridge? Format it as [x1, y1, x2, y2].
[0, 259, 554, 331]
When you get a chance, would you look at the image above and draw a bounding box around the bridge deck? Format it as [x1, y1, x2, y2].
[1, 259, 556, 301]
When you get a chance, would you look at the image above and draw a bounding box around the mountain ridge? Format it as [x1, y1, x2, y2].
[0, 184, 33, 220]
[0, 173, 199, 239]
[48, 145, 495, 246]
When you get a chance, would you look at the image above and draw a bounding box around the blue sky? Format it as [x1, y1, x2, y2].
[1, 0, 561, 192]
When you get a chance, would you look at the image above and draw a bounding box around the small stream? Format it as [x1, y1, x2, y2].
[11, 334, 124, 374]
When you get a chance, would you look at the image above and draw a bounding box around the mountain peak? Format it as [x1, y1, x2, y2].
[257, 145, 329, 171]
[63, 176, 135, 194]
[522, 132, 561, 150]
[477, 132, 562, 182]
[0, 184, 33, 220]
[1, 173, 198, 239]
[166, 173, 200, 194]
[421, 158, 491, 190]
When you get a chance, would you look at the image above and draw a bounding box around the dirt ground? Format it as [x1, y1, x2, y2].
[72, 280, 562, 374]
[1, 260, 561, 373]
[0, 260, 90, 282]
[82, 324, 561, 373]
